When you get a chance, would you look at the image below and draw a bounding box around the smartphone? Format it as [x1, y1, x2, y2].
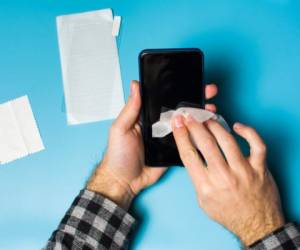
[139, 48, 204, 166]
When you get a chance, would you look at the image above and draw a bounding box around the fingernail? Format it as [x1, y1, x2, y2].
[130, 82, 136, 97]
[234, 122, 244, 129]
[174, 115, 184, 128]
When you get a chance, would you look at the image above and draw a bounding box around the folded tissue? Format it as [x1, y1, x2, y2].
[152, 104, 230, 138]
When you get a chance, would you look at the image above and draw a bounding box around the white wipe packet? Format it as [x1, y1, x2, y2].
[0, 96, 45, 164]
[152, 106, 230, 138]
[56, 9, 124, 125]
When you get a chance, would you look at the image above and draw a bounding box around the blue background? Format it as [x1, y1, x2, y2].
[1, 0, 300, 249]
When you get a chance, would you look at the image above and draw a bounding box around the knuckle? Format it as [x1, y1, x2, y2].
[257, 166, 267, 179]
[202, 136, 216, 149]
[225, 174, 238, 189]
[181, 147, 198, 162]
[200, 185, 213, 199]
[218, 170, 239, 189]
[245, 126, 256, 136]
[256, 142, 267, 155]
[240, 169, 255, 186]
[222, 134, 235, 146]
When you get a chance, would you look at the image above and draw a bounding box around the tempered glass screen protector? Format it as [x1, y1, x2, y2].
[139, 48, 204, 166]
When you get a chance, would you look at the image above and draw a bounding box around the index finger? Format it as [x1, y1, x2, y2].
[171, 115, 207, 184]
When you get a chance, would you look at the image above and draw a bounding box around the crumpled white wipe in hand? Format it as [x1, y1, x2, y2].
[152, 107, 230, 138]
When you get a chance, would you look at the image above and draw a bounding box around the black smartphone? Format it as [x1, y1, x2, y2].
[139, 48, 204, 166]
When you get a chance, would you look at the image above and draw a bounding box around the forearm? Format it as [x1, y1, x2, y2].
[45, 189, 136, 250]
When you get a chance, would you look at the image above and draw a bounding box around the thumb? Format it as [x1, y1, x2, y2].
[113, 80, 141, 133]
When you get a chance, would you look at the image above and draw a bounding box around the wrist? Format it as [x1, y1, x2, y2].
[238, 213, 285, 246]
[87, 166, 135, 210]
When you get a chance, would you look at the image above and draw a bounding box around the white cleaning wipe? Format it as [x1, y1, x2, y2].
[152, 107, 230, 138]
[56, 9, 124, 125]
[0, 96, 45, 164]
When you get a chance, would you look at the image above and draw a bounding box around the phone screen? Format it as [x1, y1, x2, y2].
[139, 49, 204, 166]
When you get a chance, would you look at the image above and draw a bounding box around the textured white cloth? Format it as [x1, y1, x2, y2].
[152, 107, 230, 138]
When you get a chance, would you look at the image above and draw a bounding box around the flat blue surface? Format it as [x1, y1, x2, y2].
[1, 0, 300, 249]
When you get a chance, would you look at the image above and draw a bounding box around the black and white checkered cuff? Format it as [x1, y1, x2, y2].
[248, 222, 300, 250]
[47, 189, 136, 250]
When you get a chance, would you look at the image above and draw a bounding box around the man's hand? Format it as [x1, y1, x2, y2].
[171, 115, 285, 246]
[87, 80, 218, 209]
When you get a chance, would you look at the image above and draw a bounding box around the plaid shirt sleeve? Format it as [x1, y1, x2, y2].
[248, 222, 300, 250]
[45, 189, 136, 250]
